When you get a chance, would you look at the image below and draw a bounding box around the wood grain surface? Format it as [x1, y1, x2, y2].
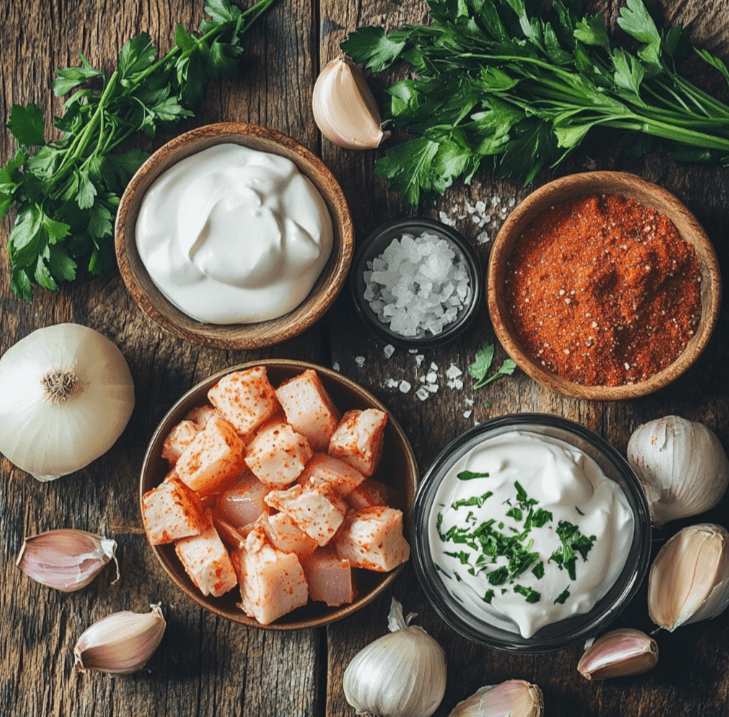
[1, 1, 728, 716]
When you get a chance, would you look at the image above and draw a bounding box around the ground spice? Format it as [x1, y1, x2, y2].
[503, 194, 702, 386]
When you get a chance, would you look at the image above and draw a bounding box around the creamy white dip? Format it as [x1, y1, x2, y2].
[429, 431, 634, 638]
[135, 143, 333, 324]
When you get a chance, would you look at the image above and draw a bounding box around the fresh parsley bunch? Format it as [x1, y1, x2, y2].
[342, 0, 729, 209]
[0, 0, 275, 300]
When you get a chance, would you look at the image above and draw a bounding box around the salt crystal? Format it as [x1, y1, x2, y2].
[332, 362, 340, 372]
[355, 356, 366, 367]
[508, 198, 516, 207]
[476, 231, 490, 244]
[446, 365, 462, 378]
[447, 378, 464, 390]
[415, 354, 425, 365]
[427, 383, 439, 393]
[465, 398, 474, 406]
[426, 371, 437, 383]
[384, 344, 395, 358]
[385, 378, 399, 388]
[430, 362, 439, 371]
[475, 200, 486, 213]
[471, 215, 481, 224]
[483, 215, 491, 224]
[399, 380, 412, 393]
[492, 196, 501, 205]
[463, 410, 472, 418]
[416, 387, 430, 401]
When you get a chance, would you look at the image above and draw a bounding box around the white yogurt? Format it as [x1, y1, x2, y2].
[135, 143, 333, 324]
[429, 431, 634, 638]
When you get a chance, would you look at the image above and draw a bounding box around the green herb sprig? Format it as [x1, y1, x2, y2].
[469, 340, 517, 391]
[0, 0, 275, 300]
[342, 0, 729, 210]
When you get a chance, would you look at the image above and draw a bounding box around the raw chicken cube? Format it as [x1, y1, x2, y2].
[185, 404, 219, 430]
[333, 506, 410, 572]
[142, 476, 205, 545]
[298, 453, 365, 497]
[232, 526, 308, 625]
[264, 484, 347, 546]
[208, 366, 280, 438]
[161, 420, 199, 466]
[175, 416, 246, 495]
[174, 509, 238, 597]
[257, 512, 318, 560]
[328, 409, 387, 477]
[216, 469, 270, 529]
[244, 418, 313, 487]
[301, 548, 355, 606]
[275, 370, 341, 450]
[345, 478, 390, 510]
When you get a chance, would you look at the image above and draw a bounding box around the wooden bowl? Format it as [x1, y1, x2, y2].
[115, 123, 354, 349]
[488, 172, 721, 401]
[139, 359, 419, 630]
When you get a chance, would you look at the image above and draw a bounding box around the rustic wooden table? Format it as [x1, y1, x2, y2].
[2, 0, 729, 715]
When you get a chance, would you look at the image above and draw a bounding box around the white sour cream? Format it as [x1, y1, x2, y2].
[135, 143, 333, 324]
[430, 431, 634, 638]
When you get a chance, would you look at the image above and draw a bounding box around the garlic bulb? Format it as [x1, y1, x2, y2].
[0, 323, 135, 481]
[17, 529, 119, 592]
[577, 629, 658, 681]
[343, 597, 446, 717]
[627, 415, 729, 527]
[74, 604, 166, 675]
[312, 57, 387, 150]
[648, 523, 729, 632]
[448, 680, 543, 717]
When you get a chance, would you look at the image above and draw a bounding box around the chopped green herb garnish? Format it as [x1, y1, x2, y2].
[487, 567, 509, 585]
[554, 589, 570, 605]
[514, 585, 541, 603]
[505, 507, 523, 521]
[452, 491, 493, 510]
[457, 470, 490, 481]
[532, 562, 545, 580]
[530, 509, 554, 529]
[548, 521, 597, 581]
[445, 550, 471, 565]
[435, 564, 451, 579]
[483, 589, 495, 604]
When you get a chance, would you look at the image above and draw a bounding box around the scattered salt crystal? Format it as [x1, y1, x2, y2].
[447, 378, 464, 390]
[446, 365, 462, 379]
[438, 211, 457, 227]
[399, 380, 412, 393]
[476, 231, 490, 244]
[385, 378, 399, 388]
[415, 354, 425, 366]
[426, 384, 438, 393]
[465, 398, 474, 406]
[463, 410, 472, 418]
[419, 375, 427, 383]
[426, 371, 437, 383]
[430, 362, 439, 371]
[482, 215, 491, 224]
[384, 344, 395, 358]
[332, 362, 340, 372]
[475, 200, 487, 213]
[508, 198, 516, 207]
[491, 196, 501, 205]
[416, 387, 430, 401]
[409, 349, 419, 354]
[355, 356, 366, 367]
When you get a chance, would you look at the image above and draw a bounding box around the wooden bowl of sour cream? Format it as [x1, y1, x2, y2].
[487, 171, 721, 401]
[115, 123, 354, 349]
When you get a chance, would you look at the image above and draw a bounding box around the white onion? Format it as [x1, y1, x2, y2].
[0, 323, 135, 481]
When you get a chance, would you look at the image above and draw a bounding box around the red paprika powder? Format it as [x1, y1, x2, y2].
[503, 194, 702, 386]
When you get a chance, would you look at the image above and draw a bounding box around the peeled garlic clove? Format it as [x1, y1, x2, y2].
[448, 680, 543, 717]
[648, 523, 729, 631]
[627, 416, 729, 528]
[74, 604, 166, 675]
[16, 529, 118, 592]
[577, 629, 658, 680]
[343, 598, 446, 717]
[312, 57, 387, 150]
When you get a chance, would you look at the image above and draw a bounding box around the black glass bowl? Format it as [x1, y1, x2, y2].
[411, 414, 651, 652]
[350, 217, 483, 350]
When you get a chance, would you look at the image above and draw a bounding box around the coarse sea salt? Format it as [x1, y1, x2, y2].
[364, 231, 471, 339]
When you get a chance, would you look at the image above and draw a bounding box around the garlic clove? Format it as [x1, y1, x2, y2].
[74, 604, 166, 675]
[577, 628, 658, 680]
[448, 680, 543, 717]
[16, 528, 119, 592]
[648, 523, 729, 631]
[627, 416, 729, 528]
[312, 57, 388, 150]
[343, 597, 446, 717]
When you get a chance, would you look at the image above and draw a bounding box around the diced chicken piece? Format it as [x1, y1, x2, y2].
[216, 469, 271, 529]
[328, 409, 388, 477]
[232, 526, 308, 625]
[264, 484, 347, 546]
[185, 404, 219, 430]
[212, 513, 247, 550]
[142, 476, 206, 545]
[301, 548, 355, 606]
[175, 416, 246, 495]
[333, 506, 410, 572]
[174, 509, 238, 597]
[345, 478, 390, 510]
[244, 418, 313, 488]
[298, 453, 365, 497]
[161, 420, 200, 466]
[208, 366, 280, 438]
[257, 512, 318, 560]
[275, 370, 341, 451]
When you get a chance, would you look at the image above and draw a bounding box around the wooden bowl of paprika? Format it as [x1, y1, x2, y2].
[487, 171, 721, 401]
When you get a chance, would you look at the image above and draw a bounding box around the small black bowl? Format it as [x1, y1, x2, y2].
[350, 218, 483, 350]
